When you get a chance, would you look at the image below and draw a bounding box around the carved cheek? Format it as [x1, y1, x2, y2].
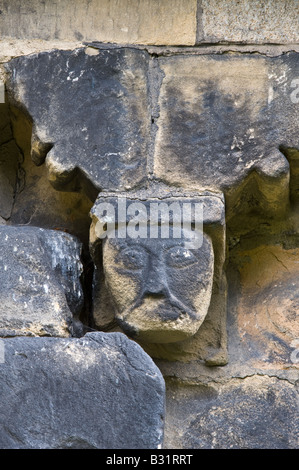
[106, 268, 141, 312]
[165, 237, 214, 315]
[192, 276, 214, 318]
[166, 266, 202, 310]
[164, 246, 203, 311]
[103, 242, 145, 312]
[192, 251, 214, 318]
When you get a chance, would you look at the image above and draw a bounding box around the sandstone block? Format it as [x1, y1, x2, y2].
[231, 245, 299, 367]
[200, 0, 299, 44]
[0, 0, 197, 46]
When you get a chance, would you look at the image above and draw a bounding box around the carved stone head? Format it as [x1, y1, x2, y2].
[102, 229, 214, 343]
[90, 190, 225, 348]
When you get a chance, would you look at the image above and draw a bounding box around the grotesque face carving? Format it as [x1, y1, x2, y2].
[102, 229, 214, 343]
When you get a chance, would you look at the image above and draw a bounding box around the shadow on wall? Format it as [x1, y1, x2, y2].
[0, 96, 95, 329]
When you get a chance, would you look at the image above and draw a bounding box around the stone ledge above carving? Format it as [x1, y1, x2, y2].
[5, 48, 299, 220]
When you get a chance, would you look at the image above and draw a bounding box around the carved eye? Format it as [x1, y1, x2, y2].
[118, 247, 146, 270]
[166, 246, 198, 268]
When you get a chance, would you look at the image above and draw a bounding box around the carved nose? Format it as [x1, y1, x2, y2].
[146, 280, 165, 295]
[144, 262, 167, 296]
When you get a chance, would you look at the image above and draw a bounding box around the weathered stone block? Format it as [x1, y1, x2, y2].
[5, 47, 150, 197]
[165, 377, 298, 449]
[0, 226, 83, 337]
[200, 0, 299, 44]
[0, 332, 165, 448]
[0, 0, 197, 46]
[231, 245, 299, 367]
[154, 53, 299, 216]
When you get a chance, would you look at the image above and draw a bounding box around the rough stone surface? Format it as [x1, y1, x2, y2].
[5, 47, 150, 196]
[154, 53, 299, 216]
[0, 6, 298, 450]
[0, 332, 165, 449]
[0, 0, 197, 46]
[228, 243, 299, 369]
[0, 226, 83, 337]
[0, 1, 298, 46]
[165, 377, 299, 449]
[200, 0, 299, 44]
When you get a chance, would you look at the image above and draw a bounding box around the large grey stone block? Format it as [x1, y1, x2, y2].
[5, 47, 150, 198]
[0, 332, 165, 449]
[154, 52, 299, 215]
[165, 377, 298, 449]
[0, 225, 83, 337]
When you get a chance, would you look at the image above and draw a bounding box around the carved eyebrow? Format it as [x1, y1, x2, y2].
[113, 241, 150, 256]
[120, 245, 148, 254]
[164, 243, 197, 252]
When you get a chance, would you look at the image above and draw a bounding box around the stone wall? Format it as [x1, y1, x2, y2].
[0, 0, 298, 450]
[0, 0, 298, 45]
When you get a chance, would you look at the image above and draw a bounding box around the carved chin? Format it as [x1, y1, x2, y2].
[115, 299, 206, 344]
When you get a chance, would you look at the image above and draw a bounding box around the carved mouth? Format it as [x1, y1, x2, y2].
[122, 294, 197, 322]
[143, 293, 165, 302]
[143, 297, 184, 321]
